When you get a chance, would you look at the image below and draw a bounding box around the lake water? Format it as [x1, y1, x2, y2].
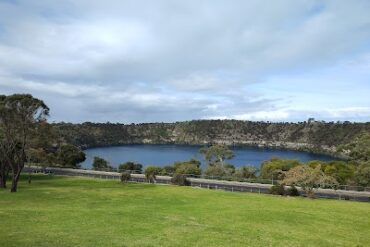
[80, 144, 335, 169]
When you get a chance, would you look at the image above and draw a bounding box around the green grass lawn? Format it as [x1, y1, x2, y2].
[0, 175, 369, 247]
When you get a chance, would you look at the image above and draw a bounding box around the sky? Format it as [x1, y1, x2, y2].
[0, 0, 369, 123]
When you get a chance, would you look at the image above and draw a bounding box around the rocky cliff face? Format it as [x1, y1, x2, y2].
[54, 120, 370, 157]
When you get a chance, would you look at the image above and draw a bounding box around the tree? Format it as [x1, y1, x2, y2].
[307, 160, 355, 185]
[0, 94, 49, 192]
[234, 165, 257, 180]
[260, 158, 302, 180]
[338, 132, 370, 162]
[282, 165, 338, 198]
[171, 174, 189, 186]
[58, 144, 86, 168]
[144, 166, 163, 183]
[118, 161, 143, 173]
[0, 138, 10, 188]
[27, 121, 59, 165]
[353, 163, 370, 187]
[161, 165, 175, 175]
[120, 171, 131, 183]
[199, 144, 234, 166]
[92, 156, 113, 171]
[173, 159, 201, 176]
[204, 164, 235, 178]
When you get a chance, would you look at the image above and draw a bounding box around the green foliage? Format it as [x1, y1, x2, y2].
[120, 171, 131, 183]
[308, 160, 355, 185]
[58, 144, 86, 168]
[171, 174, 189, 186]
[354, 163, 370, 187]
[118, 161, 143, 173]
[173, 159, 201, 176]
[260, 158, 302, 180]
[282, 165, 338, 198]
[204, 164, 235, 178]
[0, 94, 50, 192]
[234, 165, 257, 180]
[144, 166, 163, 183]
[200, 144, 234, 166]
[338, 132, 370, 161]
[53, 120, 370, 157]
[92, 156, 113, 171]
[269, 184, 285, 195]
[162, 165, 175, 175]
[287, 186, 300, 196]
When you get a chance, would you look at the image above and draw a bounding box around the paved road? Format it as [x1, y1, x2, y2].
[24, 166, 370, 202]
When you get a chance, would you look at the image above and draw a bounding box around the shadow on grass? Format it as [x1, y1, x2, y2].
[13, 173, 159, 190]
[18, 173, 64, 181]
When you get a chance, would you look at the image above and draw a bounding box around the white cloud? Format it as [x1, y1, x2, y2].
[0, 0, 369, 122]
[206, 107, 370, 122]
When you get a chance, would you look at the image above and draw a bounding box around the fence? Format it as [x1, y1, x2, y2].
[23, 166, 370, 202]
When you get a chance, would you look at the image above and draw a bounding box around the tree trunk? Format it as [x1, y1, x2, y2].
[0, 165, 9, 188]
[0, 175, 6, 188]
[10, 169, 21, 193]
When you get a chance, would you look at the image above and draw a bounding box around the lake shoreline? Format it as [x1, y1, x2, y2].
[80, 142, 346, 160]
[79, 143, 338, 169]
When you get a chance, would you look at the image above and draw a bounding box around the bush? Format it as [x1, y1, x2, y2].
[287, 185, 299, 196]
[260, 158, 302, 180]
[144, 166, 163, 183]
[162, 165, 175, 175]
[269, 184, 285, 195]
[171, 174, 189, 186]
[204, 164, 226, 178]
[234, 165, 257, 180]
[120, 171, 131, 183]
[173, 159, 202, 176]
[118, 162, 143, 174]
[92, 156, 114, 171]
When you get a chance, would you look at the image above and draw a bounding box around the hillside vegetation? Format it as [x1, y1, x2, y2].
[54, 120, 370, 156]
[1, 175, 370, 247]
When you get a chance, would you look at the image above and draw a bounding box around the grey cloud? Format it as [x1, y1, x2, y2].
[0, 0, 369, 122]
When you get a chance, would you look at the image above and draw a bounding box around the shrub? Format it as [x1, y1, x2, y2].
[144, 166, 163, 183]
[234, 165, 257, 180]
[269, 184, 285, 195]
[287, 185, 299, 196]
[171, 174, 189, 186]
[120, 171, 131, 183]
[118, 162, 143, 174]
[174, 159, 202, 176]
[162, 165, 175, 175]
[282, 165, 338, 198]
[260, 158, 302, 180]
[92, 156, 114, 171]
[354, 163, 370, 187]
[204, 164, 226, 178]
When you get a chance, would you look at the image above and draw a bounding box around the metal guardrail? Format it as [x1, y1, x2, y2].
[23, 166, 370, 202]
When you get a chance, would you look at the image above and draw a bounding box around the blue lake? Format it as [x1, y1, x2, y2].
[80, 144, 335, 169]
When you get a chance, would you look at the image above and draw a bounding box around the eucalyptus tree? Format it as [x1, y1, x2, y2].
[199, 144, 234, 167]
[0, 130, 10, 188]
[0, 95, 9, 188]
[0, 94, 49, 192]
[282, 165, 338, 198]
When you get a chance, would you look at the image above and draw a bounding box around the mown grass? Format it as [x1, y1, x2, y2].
[0, 175, 369, 247]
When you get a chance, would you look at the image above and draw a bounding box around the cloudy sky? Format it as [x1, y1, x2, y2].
[0, 0, 369, 123]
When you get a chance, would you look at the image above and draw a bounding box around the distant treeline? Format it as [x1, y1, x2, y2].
[53, 120, 370, 156]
